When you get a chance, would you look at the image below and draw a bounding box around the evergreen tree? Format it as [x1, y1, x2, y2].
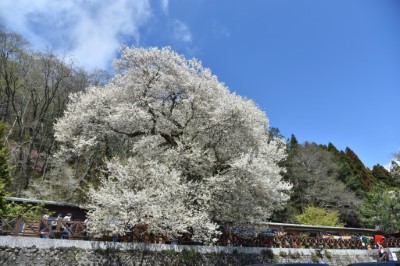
[359, 189, 400, 233]
[325, 144, 375, 198]
[288, 134, 299, 151]
[277, 141, 360, 226]
[390, 159, 400, 186]
[271, 134, 299, 223]
[321, 143, 363, 226]
[371, 164, 394, 187]
[345, 147, 377, 191]
[268, 127, 283, 142]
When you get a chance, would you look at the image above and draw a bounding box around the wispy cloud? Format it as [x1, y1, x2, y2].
[0, 0, 152, 70]
[0, 0, 198, 70]
[172, 20, 192, 43]
[160, 0, 169, 14]
[212, 22, 230, 39]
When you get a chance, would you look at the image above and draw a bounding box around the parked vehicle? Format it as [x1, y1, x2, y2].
[272, 263, 329, 266]
[259, 229, 278, 236]
[248, 263, 400, 266]
[247, 262, 329, 266]
[348, 263, 400, 266]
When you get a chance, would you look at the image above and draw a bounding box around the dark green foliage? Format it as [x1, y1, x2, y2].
[161, 250, 178, 256]
[311, 252, 320, 263]
[289, 251, 301, 259]
[0, 201, 49, 217]
[324, 144, 385, 226]
[0, 26, 103, 197]
[0, 181, 7, 216]
[181, 249, 198, 263]
[359, 188, 400, 233]
[390, 160, 400, 187]
[0, 122, 10, 215]
[277, 140, 360, 226]
[324, 144, 377, 197]
[345, 147, 377, 191]
[268, 127, 284, 142]
[271, 204, 298, 223]
[279, 251, 288, 258]
[274, 135, 398, 228]
[0, 122, 47, 217]
[0, 124, 10, 184]
[337, 151, 364, 194]
[372, 164, 395, 187]
[288, 134, 299, 151]
[2, 25, 399, 227]
[272, 135, 298, 222]
[260, 249, 275, 262]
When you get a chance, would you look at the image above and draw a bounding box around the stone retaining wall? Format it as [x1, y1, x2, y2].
[0, 236, 398, 266]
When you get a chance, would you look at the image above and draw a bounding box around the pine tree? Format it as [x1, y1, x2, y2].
[345, 147, 376, 191]
[323, 144, 364, 197]
[288, 134, 299, 151]
[371, 164, 394, 187]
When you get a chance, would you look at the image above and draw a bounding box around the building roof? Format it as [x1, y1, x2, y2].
[5, 196, 84, 209]
[260, 221, 379, 233]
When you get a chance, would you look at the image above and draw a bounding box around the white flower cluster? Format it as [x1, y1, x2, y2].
[54, 46, 292, 241]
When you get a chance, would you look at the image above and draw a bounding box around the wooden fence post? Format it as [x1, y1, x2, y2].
[14, 216, 21, 236]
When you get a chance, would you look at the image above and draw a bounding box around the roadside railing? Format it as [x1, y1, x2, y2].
[0, 215, 86, 239]
[1, 215, 400, 249]
[217, 234, 400, 249]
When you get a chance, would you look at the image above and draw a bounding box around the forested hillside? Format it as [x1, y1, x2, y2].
[1, 27, 400, 234]
[0, 27, 109, 199]
[272, 133, 400, 231]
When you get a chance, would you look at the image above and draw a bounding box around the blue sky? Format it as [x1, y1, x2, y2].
[1, 0, 399, 167]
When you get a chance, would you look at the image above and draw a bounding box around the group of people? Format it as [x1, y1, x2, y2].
[39, 213, 73, 239]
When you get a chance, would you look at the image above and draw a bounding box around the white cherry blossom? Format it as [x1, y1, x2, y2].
[54, 46, 291, 240]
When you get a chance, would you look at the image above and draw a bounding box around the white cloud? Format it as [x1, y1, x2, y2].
[212, 22, 230, 39]
[172, 20, 192, 43]
[0, 0, 152, 70]
[160, 0, 169, 14]
[383, 161, 392, 171]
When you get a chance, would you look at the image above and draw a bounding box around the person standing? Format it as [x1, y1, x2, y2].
[377, 243, 388, 262]
[39, 215, 49, 238]
[83, 217, 91, 240]
[61, 213, 72, 239]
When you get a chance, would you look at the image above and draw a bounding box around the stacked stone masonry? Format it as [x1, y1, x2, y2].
[0, 236, 399, 266]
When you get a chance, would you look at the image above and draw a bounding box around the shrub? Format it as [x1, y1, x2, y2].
[279, 251, 288, 258]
